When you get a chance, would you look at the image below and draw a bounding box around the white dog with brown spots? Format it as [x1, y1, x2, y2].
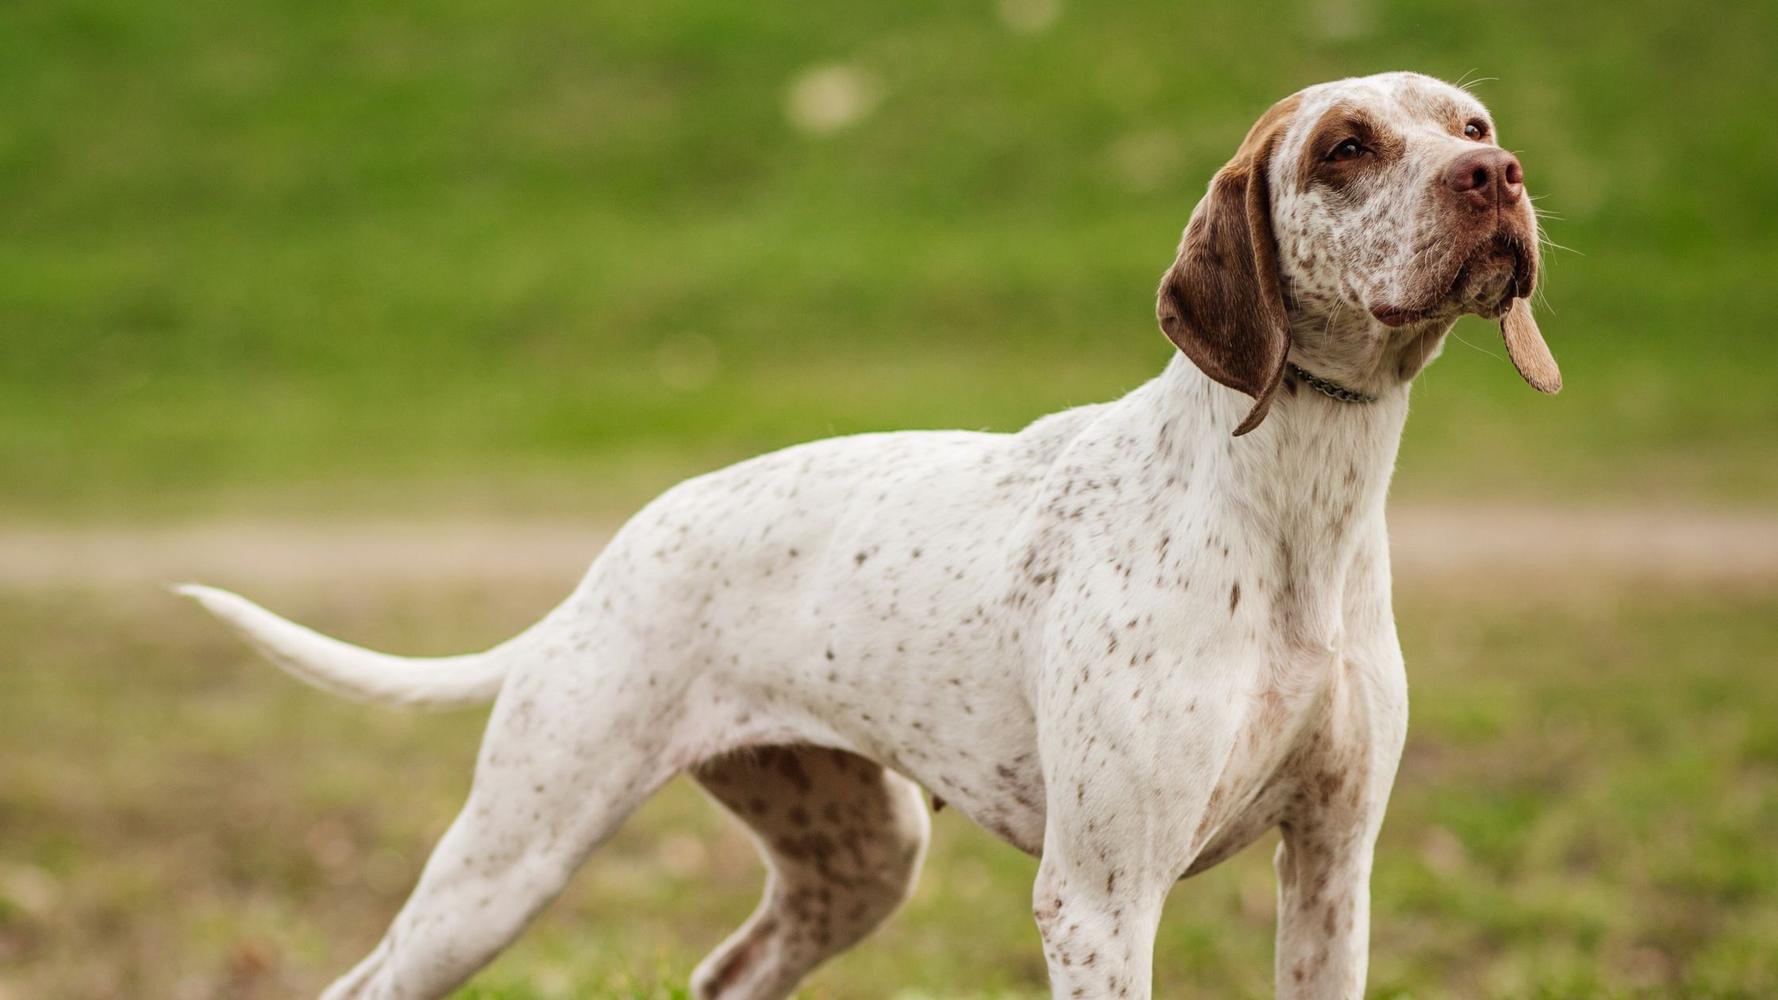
[182, 71, 1560, 999]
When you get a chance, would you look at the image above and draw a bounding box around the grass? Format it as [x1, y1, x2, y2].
[3, 0, 1778, 519]
[4, 577, 1776, 997]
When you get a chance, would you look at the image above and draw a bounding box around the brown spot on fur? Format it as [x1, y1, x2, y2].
[776, 752, 814, 794]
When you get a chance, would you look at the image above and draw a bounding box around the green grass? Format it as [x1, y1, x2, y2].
[4, 579, 1776, 997]
[3, 0, 1777, 519]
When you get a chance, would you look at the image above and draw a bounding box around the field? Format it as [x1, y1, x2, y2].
[4, 558, 1777, 998]
[3, 0, 1777, 997]
[3, 0, 1777, 517]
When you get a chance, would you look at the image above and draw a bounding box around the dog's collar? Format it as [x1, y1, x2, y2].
[1287, 362, 1376, 405]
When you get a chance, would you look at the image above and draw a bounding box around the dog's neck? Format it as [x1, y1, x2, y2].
[1147, 353, 1411, 646]
[1288, 311, 1457, 396]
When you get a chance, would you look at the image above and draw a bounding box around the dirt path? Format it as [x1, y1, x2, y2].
[2, 504, 1775, 593]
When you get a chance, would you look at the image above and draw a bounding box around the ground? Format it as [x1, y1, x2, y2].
[3, 511, 1776, 999]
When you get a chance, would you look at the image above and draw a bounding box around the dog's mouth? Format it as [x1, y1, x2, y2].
[1371, 233, 1535, 329]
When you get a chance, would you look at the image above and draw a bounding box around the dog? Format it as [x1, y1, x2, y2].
[181, 71, 1559, 999]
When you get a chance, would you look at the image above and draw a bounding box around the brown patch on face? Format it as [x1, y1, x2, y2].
[1155, 93, 1301, 436]
[1397, 81, 1483, 135]
[1295, 102, 1406, 193]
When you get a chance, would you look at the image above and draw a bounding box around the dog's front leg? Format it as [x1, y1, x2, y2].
[1273, 818, 1377, 1000]
[1029, 703, 1228, 1000]
[1031, 844, 1169, 1000]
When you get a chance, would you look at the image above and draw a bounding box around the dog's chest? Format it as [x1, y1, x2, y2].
[1184, 686, 1372, 875]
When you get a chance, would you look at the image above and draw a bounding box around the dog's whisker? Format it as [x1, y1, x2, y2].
[1451, 328, 1505, 362]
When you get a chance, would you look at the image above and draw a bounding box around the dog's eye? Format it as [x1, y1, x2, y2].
[1463, 120, 1489, 141]
[1327, 138, 1366, 162]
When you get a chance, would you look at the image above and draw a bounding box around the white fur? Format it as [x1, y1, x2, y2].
[183, 72, 1536, 999]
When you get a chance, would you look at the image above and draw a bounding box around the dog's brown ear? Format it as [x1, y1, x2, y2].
[1500, 297, 1561, 394]
[1157, 96, 1298, 436]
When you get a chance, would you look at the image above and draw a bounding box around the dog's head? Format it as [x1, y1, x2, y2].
[1157, 72, 1558, 435]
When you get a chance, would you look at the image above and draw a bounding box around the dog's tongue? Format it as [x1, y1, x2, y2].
[1500, 298, 1561, 394]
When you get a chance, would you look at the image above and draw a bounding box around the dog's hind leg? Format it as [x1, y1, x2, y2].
[319, 653, 695, 1000]
[689, 746, 931, 1000]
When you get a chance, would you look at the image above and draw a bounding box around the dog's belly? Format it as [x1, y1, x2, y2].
[895, 741, 1049, 856]
[858, 723, 1294, 869]
[789, 694, 1050, 856]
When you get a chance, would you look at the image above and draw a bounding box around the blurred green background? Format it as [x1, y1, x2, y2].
[4, 0, 1775, 519]
[4, 1, 1777, 998]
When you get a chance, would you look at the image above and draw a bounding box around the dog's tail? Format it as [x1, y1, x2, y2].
[175, 583, 515, 709]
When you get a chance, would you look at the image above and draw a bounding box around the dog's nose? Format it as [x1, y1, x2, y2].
[1444, 147, 1524, 210]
